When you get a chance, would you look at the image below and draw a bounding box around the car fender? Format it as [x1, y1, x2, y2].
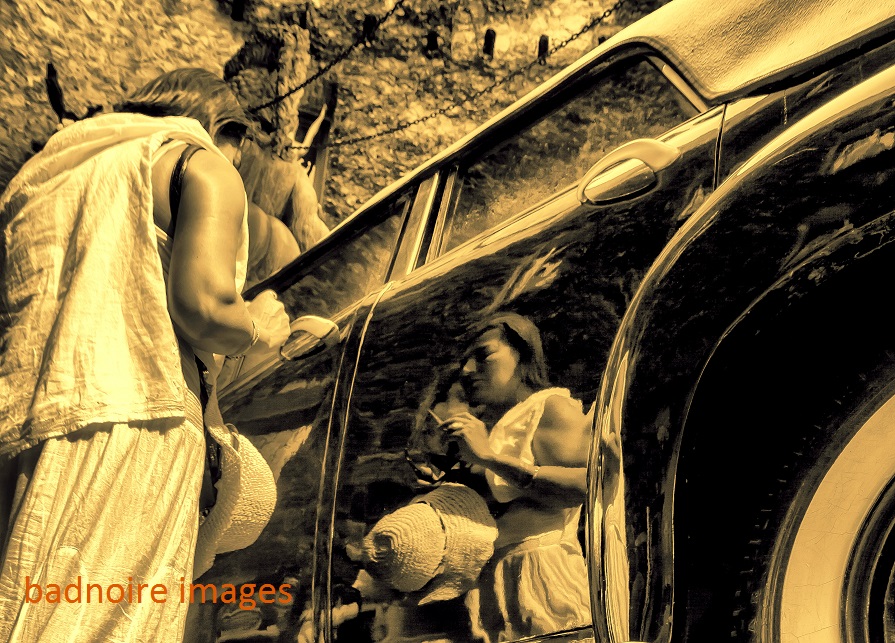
[589, 62, 895, 642]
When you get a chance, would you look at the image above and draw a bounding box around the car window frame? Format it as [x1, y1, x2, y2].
[415, 51, 707, 263]
[243, 183, 418, 303]
[421, 168, 459, 266]
[388, 173, 440, 279]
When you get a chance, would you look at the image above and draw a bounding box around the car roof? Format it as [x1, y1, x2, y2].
[338, 0, 895, 232]
[617, 0, 895, 102]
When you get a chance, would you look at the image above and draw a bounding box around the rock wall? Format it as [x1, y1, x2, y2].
[0, 0, 244, 194]
[311, 0, 627, 221]
[0, 0, 665, 223]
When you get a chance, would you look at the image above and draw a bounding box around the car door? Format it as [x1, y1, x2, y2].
[182, 182, 435, 643]
[317, 50, 723, 643]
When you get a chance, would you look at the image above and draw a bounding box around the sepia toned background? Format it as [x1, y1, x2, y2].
[0, 0, 667, 224]
[7, 2, 891, 643]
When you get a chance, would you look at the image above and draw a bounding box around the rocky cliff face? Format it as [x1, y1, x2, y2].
[308, 0, 626, 221]
[0, 0, 661, 223]
[0, 0, 244, 194]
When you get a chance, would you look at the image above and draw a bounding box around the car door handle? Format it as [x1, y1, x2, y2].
[279, 315, 341, 361]
[577, 138, 680, 204]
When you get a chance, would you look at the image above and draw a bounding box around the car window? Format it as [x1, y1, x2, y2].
[219, 189, 412, 395]
[439, 57, 699, 254]
[276, 190, 413, 321]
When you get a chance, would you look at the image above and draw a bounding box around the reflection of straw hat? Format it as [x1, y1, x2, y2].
[362, 483, 498, 605]
[193, 396, 277, 579]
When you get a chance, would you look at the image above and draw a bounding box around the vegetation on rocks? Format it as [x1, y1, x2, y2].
[1, 0, 667, 224]
[0, 0, 242, 194]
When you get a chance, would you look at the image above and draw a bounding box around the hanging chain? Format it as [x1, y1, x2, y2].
[322, 0, 625, 149]
[248, 0, 408, 114]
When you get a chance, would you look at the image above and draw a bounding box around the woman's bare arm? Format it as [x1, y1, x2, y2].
[531, 395, 591, 468]
[164, 149, 257, 356]
[443, 395, 592, 505]
[526, 395, 592, 503]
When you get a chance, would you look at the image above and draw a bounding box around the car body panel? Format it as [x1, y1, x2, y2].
[203, 295, 363, 631]
[311, 102, 723, 643]
[201, 9, 895, 643]
[590, 60, 895, 642]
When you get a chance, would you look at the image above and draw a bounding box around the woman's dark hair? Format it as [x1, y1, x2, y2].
[473, 312, 550, 389]
[115, 68, 251, 143]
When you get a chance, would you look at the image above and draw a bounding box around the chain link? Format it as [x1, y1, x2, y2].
[322, 0, 626, 149]
[248, 0, 408, 114]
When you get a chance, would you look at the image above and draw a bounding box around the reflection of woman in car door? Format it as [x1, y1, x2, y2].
[438, 313, 592, 643]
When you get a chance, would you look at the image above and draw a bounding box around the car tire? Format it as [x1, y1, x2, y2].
[750, 374, 895, 642]
[688, 356, 895, 643]
[678, 249, 895, 642]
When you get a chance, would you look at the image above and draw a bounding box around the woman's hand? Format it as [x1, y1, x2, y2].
[440, 412, 493, 467]
[245, 289, 291, 352]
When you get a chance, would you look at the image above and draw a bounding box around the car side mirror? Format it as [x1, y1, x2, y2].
[279, 315, 341, 361]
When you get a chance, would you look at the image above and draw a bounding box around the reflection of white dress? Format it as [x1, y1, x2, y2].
[467, 389, 591, 643]
[0, 116, 247, 643]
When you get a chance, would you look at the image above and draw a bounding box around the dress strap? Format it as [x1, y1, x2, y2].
[168, 144, 203, 234]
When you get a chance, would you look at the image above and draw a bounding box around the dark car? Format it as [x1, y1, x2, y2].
[187, 1, 895, 641]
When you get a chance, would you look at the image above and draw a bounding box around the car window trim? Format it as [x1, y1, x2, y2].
[244, 186, 416, 300]
[381, 193, 416, 281]
[388, 174, 439, 279]
[424, 168, 458, 265]
[648, 55, 709, 112]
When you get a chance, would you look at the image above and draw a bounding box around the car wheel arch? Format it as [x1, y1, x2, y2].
[591, 141, 895, 641]
[669, 231, 895, 639]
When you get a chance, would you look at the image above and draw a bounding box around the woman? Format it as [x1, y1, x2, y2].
[0, 69, 290, 642]
[439, 313, 592, 643]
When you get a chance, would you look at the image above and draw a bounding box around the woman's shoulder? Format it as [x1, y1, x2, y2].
[540, 392, 586, 426]
[182, 148, 243, 188]
[531, 391, 591, 467]
[175, 148, 245, 217]
[527, 387, 579, 414]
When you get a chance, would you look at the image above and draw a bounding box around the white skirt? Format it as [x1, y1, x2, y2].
[0, 396, 204, 643]
[465, 528, 591, 643]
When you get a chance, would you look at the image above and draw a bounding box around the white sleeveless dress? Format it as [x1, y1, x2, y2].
[466, 389, 591, 643]
[0, 139, 248, 643]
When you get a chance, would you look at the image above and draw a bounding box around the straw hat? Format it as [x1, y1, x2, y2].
[362, 483, 498, 605]
[193, 396, 277, 579]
